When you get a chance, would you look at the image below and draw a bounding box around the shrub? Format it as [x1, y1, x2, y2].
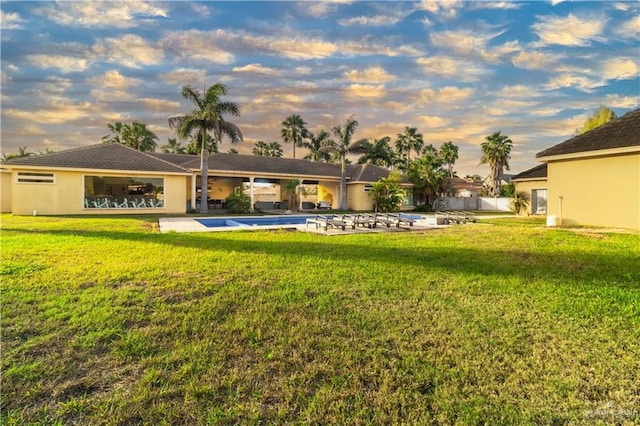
[510, 191, 530, 215]
[226, 188, 251, 214]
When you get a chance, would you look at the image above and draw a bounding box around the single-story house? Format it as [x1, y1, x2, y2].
[512, 163, 547, 215]
[1, 143, 412, 215]
[535, 108, 639, 230]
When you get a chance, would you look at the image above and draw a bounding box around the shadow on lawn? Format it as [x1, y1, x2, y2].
[4, 226, 639, 288]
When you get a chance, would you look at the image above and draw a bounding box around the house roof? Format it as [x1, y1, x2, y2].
[536, 108, 640, 159]
[4, 143, 398, 183]
[155, 152, 396, 182]
[512, 163, 547, 180]
[3, 143, 193, 174]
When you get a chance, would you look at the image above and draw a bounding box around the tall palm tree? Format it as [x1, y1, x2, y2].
[395, 127, 424, 172]
[169, 83, 242, 214]
[161, 138, 187, 154]
[302, 130, 332, 162]
[353, 136, 394, 167]
[323, 116, 367, 210]
[439, 141, 459, 178]
[281, 114, 309, 159]
[480, 131, 513, 198]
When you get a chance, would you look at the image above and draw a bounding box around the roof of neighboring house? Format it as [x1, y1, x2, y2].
[512, 163, 547, 180]
[536, 108, 640, 159]
[3, 143, 193, 174]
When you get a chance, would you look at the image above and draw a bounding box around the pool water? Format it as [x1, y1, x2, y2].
[196, 215, 313, 228]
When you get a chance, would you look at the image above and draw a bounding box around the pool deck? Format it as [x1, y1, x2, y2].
[159, 214, 449, 234]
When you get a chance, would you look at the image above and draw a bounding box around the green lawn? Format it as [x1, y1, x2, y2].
[2, 214, 639, 425]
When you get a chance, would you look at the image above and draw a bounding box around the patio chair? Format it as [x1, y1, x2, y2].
[373, 213, 397, 228]
[307, 215, 347, 231]
[462, 211, 477, 223]
[356, 213, 377, 229]
[336, 214, 358, 230]
[387, 213, 415, 228]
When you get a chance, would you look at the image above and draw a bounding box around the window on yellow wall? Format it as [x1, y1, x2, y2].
[16, 172, 55, 184]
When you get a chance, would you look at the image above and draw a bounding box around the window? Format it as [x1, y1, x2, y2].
[84, 176, 164, 209]
[17, 172, 55, 184]
[364, 185, 372, 192]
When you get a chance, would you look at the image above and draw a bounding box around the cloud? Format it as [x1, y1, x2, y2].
[615, 15, 640, 38]
[420, 86, 475, 103]
[543, 74, 604, 92]
[418, 115, 448, 127]
[161, 30, 236, 64]
[338, 14, 403, 26]
[159, 68, 206, 87]
[511, 50, 560, 70]
[416, 56, 488, 81]
[139, 98, 181, 112]
[4, 100, 92, 124]
[299, 0, 352, 18]
[531, 13, 606, 46]
[33, 0, 167, 29]
[496, 85, 542, 99]
[89, 70, 139, 101]
[419, 0, 463, 18]
[26, 54, 89, 73]
[93, 34, 163, 68]
[343, 66, 396, 83]
[604, 94, 639, 108]
[472, 2, 522, 10]
[1, 10, 25, 29]
[233, 63, 279, 75]
[601, 58, 639, 80]
[346, 84, 386, 98]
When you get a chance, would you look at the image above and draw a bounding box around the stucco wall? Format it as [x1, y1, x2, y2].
[10, 169, 188, 215]
[547, 153, 639, 229]
[1, 170, 12, 213]
[514, 179, 547, 214]
[317, 182, 339, 209]
[347, 184, 375, 211]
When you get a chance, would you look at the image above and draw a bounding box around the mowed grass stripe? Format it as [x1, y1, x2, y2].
[1, 214, 639, 424]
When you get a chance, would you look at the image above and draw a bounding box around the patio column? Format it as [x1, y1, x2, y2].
[249, 176, 255, 212]
[190, 173, 197, 212]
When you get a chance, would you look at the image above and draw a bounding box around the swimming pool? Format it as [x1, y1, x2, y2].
[196, 215, 313, 229]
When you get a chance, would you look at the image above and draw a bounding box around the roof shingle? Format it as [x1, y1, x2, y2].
[536, 109, 640, 158]
[512, 163, 547, 180]
[4, 143, 192, 174]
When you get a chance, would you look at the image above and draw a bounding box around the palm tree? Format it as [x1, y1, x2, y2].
[283, 179, 301, 211]
[187, 131, 217, 155]
[169, 83, 243, 214]
[302, 130, 332, 162]
[281, 114, 309, 159]
[266, 141, 283, 157]
[161, 138, 187, 154]
[322, 116, 367, 210]
[480, 131, 513, 198]
[253, 140, 269, 156]
[103, 121, 158, 152]
[228, 148, 239, 154]
[353, 136, 394, 167]
[395, 127, 424, 172]
[439, 141, 459, 178]
[409, 150, 448, 208]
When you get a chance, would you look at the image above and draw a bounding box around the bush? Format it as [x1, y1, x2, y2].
[226, 189, 251, 214]
[510, 191, 530, 215]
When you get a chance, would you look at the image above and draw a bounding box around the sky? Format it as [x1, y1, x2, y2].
[1, 0, 639, 177]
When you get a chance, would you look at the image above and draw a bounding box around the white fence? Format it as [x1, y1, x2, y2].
[435, 197, 511, 211]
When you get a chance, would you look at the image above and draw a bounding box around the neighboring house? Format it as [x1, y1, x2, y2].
[1, 143, 404, 215]
[536, 108, 640, 230]
[512, 163, 547, 215]
[450, 176, 484, 197]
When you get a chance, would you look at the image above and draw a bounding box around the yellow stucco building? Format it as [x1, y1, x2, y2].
[536, 109, 640, 230]
[2, 143, 403, 215]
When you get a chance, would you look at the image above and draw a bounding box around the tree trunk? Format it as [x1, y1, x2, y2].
[199, 136, 209, 214]
[340, 157, 347, 210]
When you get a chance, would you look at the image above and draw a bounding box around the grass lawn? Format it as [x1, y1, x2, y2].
[2, 214, 639, 425]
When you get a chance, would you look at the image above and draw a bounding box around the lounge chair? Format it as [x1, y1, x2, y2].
[335, 214, 358, 230]
[356, 213, 377, 229]
[462, 211, 477, 223]
[387, 213, 415, 228]
[306, 215, 347, 231]
[372, 213, 397, 228]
